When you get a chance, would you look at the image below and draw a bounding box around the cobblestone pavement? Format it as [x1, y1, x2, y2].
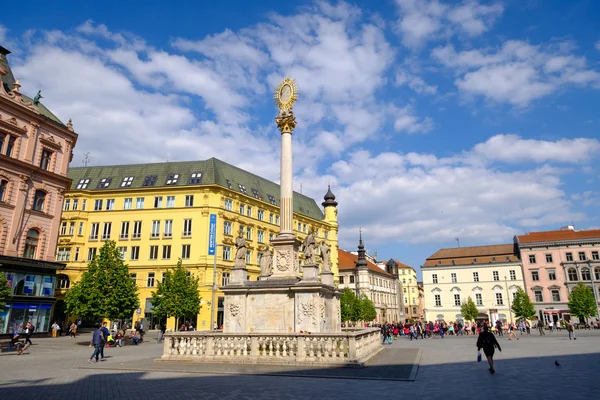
[1, 330, 598, 399]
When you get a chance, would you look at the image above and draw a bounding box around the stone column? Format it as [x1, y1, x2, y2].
[269, 111, 301, 279]
[276, 111, 296, 239]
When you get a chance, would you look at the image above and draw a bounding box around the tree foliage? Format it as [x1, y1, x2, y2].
[460, 296, 479, 322]
[568, 283, 597, 322]
[65, 240, 139, 320]
[0, 272, 11, 312]
[340, 288, 378, 323]
[340, 288, 361, 323]
[511, 287, 536, 321]
[359, 295, 377, 322]
[150, 259, 201, 326]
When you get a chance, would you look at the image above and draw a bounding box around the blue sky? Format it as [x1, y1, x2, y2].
[2, 0, 600, 279]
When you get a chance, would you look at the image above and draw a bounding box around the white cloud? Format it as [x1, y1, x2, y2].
[596, 41, 600, 51]
[325, 145, 583, 246]
[395, 0, 503, 47]
[471, 134, 600, 164]
[395, 70, 437, 94]
[392, 105, 434, 134]
[432, 40, 600, 106]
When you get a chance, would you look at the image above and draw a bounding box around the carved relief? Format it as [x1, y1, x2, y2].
[276, 249, 291, 272]
[225, 297, 244, 331]
[297, 298, 317, 327]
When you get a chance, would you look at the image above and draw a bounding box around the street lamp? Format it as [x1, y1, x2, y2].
[505, 276, 513, 324]
[210, 244, 224, 331]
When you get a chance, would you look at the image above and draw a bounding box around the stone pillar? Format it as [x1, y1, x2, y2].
[276, 111, 296, 240]
[321, 272, 334, 287]
[269, 111, 301, 279]
[302, 264, 319, 281]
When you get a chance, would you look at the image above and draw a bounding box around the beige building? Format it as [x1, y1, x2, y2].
[382, 260, 420, 320]
[338, 237, 400, 323]
[422, 244, 525, 325]
[0, 45, 78, 334]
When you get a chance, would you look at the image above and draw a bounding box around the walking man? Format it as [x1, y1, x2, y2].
[88, 324, 105, 364]
[537, 319, 545, 335]
[99, 322, 110, 358]
[567, 320, 576, 340]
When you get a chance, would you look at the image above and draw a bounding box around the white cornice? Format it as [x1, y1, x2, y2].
[422, 262, 522, 272]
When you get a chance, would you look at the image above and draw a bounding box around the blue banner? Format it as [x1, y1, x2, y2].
[208, 214, 217, 255]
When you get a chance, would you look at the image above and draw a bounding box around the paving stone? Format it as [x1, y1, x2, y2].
[0, 330, 598, 399]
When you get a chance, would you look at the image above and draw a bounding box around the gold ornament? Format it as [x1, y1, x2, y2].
[274, 78, 298, 111]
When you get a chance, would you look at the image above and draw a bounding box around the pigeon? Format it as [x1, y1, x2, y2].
[555, 361, 561, 367]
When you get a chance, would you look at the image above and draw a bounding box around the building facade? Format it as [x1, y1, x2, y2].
[58, 159, 338, 330]
[338, 237, 400, 323]
[0, 45, 78, 334]
[422, 244, 525, 325]
[384, 260, 420, 320]
[515, 227, 600, 324]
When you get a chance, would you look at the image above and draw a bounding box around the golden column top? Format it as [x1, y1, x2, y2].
[274, 78, 298, 134]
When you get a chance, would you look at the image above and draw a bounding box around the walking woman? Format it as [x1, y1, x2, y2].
[507, 322, 519, 340]
[477, 324, 502, 374]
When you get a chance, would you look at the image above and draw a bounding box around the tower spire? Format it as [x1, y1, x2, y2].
[356, 228, 367, 270]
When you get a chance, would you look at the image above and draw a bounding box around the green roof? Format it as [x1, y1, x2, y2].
[67, 158, 325, 220]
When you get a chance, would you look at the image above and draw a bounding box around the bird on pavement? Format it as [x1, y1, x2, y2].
[555, 361, 561, 366]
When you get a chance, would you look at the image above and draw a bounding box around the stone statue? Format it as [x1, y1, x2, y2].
[33, 90, 43, 106]
[301, 230, 316, 265]
[234, 230, 246, 269]
[320, 241, 331, 273]
[259, 247, 273, 276]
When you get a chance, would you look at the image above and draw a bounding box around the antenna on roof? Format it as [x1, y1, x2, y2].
[300, 183, 303, 194]
[455, 237, 460, 248]
[82, 152, 91, 167]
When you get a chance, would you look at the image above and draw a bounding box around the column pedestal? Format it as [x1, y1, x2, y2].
[267, 235, 301, 280]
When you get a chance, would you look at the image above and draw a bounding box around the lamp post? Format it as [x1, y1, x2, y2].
[210, 244, 224, 331]
[505, 276, 513, 324]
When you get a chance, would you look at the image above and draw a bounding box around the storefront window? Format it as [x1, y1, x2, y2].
[3, 303, 52, 334]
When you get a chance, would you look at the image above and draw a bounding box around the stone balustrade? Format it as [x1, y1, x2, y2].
[160, 328, 382, 366]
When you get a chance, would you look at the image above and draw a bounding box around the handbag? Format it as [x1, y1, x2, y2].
[387, 336, 393, 344]
[477, 350, 482, 363]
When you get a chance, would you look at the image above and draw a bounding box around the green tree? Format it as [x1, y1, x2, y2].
[568, 283, 597, 323]
[340, 288, 360, 323]
[511, 287, 536, 321]
[151, 259, 201, 327]
[0, 272, 11, 312]
[359, 295, 377, 322]
[65, 240, 139, 321]
[460, 296, 479, 322]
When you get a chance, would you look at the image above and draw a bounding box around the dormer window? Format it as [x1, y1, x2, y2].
[239, 184, 247, 194]
[473, 258, 477, 263]
[166, 174, 179, 185]
[121, 176, 134, 187]
[251, 188, 261, 199]
[143, 175, 157, 186]
[76, 179, 90, 189]
[97, 178, 112, 189]
[267, 194, 277, 205]
[189, 173, 202, 184]
[226, 180, 233, 189]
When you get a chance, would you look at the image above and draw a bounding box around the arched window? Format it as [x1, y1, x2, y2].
[33, 190, 46, 212]
[0, 179, 8, 202]
[581, 267, 591, 281]
[23, 229, 39, 258]
[568, 268, 578, 282]
[57, 274, 70, 289]
[595, 267, 600, 281]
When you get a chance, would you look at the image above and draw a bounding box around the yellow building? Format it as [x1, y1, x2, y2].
[56, 158, 339, 331]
